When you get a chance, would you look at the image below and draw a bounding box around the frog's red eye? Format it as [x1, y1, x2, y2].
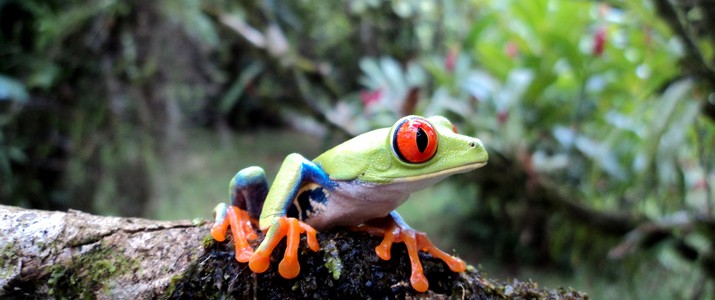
[452, 125, 458, 133]
[392, 117, 438, 164]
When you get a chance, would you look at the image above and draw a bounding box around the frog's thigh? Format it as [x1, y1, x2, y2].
[260, 154, 333, 228]
[230, 166, 269, 219]
[274, 153, 308, 186]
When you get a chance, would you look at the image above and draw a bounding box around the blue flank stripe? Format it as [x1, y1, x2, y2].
[281, 159, 337, 213]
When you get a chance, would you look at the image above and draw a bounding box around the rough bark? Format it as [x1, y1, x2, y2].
[0, 205, 587, 299]
[0, 205, 199, 298]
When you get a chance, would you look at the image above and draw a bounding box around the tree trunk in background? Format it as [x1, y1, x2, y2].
[2, 1, 221, 216]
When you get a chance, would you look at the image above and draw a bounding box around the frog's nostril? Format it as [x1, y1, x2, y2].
[469, 142, 475, 148]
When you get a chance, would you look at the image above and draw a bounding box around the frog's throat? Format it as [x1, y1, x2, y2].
[390, 161, 487, 183]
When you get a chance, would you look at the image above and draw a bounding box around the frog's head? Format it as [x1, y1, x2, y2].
[380, 115, 488, 183]
[315, 115, 488, 185]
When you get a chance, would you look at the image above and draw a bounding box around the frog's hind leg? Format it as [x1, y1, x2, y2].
[228, 166, 269, 219]
[211, 166, 268, 262]
[355, 211, 467, 292]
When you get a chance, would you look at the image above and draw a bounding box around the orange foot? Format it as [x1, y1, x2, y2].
[357, 213, 467, 293]
[211, 204, 258, 262]
[248, 217, 319, 279]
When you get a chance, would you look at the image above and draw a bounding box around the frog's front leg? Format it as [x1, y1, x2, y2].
[211, 166, 268, 262]
[249, 153, 335, 279]
[357, 211, 467, 292]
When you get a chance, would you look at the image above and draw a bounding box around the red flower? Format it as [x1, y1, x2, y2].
[593, 27, 606, 57]
[360, 89, 383, 107]
[445, 48, 457, 73]
[692, 179, 708, 190]
[505, 41, 518, 58]
[497, 111, 509, 125]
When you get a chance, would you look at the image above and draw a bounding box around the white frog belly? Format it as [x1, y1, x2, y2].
[293, 177, 443, 230]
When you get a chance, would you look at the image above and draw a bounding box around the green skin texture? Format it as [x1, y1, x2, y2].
[315, 116, 487, 182]
[256, 115, 489, 231]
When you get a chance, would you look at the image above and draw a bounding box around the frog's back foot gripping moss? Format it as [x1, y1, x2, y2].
[355, 211, 466, 293]
[211, 205, 258, 262]
[211, 166, 270, 262]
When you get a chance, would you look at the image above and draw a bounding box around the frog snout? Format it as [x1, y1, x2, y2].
[471, 138, 484, 148]
[468, 138, 488, 162]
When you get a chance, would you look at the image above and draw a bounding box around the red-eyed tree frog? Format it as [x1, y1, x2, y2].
[210, 115, 488, 292]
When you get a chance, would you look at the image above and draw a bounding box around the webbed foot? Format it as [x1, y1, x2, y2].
[356, 212, 467, 293]
[249, 216, 319, 279]
[211, 203, 258, 262]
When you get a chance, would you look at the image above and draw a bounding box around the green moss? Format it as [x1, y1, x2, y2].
[36, 241, 46, 252]
[0, 243, 19, 278]
[45, 243, 140, 298]
[0, 244, 10, 266]
[162, 240, 244, 299]
[164, 274, 184, 297]
[322, 240, 342, 280]
[201, 234, 215, 249]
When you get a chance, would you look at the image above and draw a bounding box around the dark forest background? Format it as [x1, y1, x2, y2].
[2, 0, 714, 298]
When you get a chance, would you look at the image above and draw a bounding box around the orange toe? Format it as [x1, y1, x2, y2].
[235, 246, 254, 262]
[410, 270, 429, 293]
[278, 255, 300, 279]
[210, 204, 230, 242]
[249, 217, 320, 279]
[416, 233, 467, 272]
[211, 205, 258, 263]
[210, 221, 228, 242]
[356, 215, 467, 293]
[248, 249, 272, 273]
[375, 229, 395, 260]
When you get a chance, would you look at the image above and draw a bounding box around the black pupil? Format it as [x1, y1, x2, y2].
[416, 127, 428, 153]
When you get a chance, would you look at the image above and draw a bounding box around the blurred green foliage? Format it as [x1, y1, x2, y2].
[0, 0, 224, 213]
[2, 0, 715, 297]
[301, 0, 715, 296]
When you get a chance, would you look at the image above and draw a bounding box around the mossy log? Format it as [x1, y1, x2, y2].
[0, 205, 587, 299]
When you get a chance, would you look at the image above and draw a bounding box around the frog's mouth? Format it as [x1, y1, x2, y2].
[391, 161, 487, 183]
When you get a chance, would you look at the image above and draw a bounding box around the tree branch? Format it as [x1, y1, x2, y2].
[473, 152, 644, 236]
[0, 205, 587, 299]
[0, 205, 201, 298]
